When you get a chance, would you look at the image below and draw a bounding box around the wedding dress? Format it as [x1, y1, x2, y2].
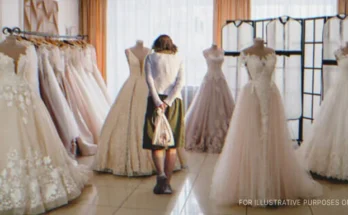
[298, 49, 348, 180]
[92, 49, 155, 176]
[64, 47, 103, 144]
[52, 47, 97, 156]
[211, 52, 321, 206]
[83, 46, 112, 105]
[185, 53, 235, 153]
[0, 46, 90, 214]
[38, 46, 80, 155]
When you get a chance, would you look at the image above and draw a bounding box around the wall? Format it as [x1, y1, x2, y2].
[0, 0, 23, 40]
[0, 0, 79, 40]
[57, 0, 80, 35]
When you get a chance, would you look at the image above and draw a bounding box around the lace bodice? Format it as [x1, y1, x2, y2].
[0, 52, 35, 124]
[240, 52, 277, 83]
[240, 51, 277, 145]
[204, 54, 225, 81]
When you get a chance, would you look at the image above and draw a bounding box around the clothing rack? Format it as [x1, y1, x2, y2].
[222, 14, 348, 145]
[2, 27, 88, 39]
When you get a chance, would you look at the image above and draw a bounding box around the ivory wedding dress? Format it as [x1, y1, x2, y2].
[92, 49, 155, 176]
[211, 52, 321, 206]
[298, 49, 348, 180]
[0, 47, 90, 214]
[185, 53, 235, 153]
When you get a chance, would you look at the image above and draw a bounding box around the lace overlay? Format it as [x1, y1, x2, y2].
[185, 53, 235, 153]
[0, 48, 90, 214]
[0, 148, 81, 213]
[240, 52, 277, 146]
[0, 53, 35, 125]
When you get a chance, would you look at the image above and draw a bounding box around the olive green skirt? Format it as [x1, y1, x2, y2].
[143, 95, 185, 150]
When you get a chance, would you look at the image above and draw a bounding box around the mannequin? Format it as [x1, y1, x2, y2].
[0, 35, 27, 73]
[243, 38, 274, 59]
[126, 40, 150, 62]
[203, 43, 224, 57]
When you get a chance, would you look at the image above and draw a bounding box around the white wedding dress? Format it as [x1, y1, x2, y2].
[92, 49, 155, 176]
[211, 52, 321, 206]
[298, 49, 348, 180]
[185, 53, 235, 153]
[0, 47, 90, 215]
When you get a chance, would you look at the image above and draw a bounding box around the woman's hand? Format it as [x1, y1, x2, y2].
[158, 103, 168, 111]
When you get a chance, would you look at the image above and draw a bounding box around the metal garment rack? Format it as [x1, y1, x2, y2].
[2, 27, 88, 39]
[222, 14, 346, 145]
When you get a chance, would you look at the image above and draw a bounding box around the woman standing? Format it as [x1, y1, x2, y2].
[143, 35, 185, 194]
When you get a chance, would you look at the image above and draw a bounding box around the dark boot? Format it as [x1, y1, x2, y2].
[153, 175, 167, 194]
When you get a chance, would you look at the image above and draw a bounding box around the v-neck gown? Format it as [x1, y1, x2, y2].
[92, 50, 155, 176]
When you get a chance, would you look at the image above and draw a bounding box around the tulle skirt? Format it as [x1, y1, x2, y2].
[211, 83, 322, 206]
[298, 76, 348, 180]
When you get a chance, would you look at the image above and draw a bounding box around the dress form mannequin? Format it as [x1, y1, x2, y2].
[243, 38, 274, 59]
[0, 35, 27, 72]
[203, 43, 224, 57]
[126, 40, 150, 61]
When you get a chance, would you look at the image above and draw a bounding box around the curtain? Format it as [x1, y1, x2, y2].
[338, 0, 348, 14]
[251, 0, 337, 19]
[107, 0, 213, 109]
[213, 0, 251, 48]
[79, 0, 107, 80]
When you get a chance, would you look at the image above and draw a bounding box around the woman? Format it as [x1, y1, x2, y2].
[143, 35, 185, 194]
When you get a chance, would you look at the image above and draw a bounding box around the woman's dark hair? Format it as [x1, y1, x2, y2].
[152, 34, 178, 54]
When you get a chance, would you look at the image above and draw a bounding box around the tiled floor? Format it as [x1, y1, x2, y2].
[48, 152, 348, 215]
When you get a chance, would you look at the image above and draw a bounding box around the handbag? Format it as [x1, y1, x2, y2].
[151, 108, 175, 149]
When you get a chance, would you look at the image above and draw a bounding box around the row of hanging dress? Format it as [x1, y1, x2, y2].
[27, 38, 111, 156]
[0, 37, 91, 215]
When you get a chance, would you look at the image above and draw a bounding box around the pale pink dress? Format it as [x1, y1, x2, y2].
[185, 52, 235, 153]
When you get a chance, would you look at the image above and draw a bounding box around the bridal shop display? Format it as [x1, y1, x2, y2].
[1, 10, 348, 214]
